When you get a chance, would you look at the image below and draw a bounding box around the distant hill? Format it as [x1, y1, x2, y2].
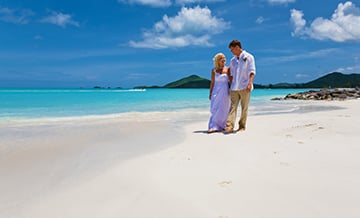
[134, 74, 210, 89]
[303, 72, 360, 88]
[256, 72, 360, 89]
[134, 72, 360, 89]
[163, 74, 210, 88]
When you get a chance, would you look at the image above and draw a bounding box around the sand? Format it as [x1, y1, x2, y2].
[0, 100, 359, 218]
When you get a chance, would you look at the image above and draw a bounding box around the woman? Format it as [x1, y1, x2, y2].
[207, 52, 231, 133]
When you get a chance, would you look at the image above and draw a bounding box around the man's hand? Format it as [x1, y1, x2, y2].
[246, 82, 252, 93]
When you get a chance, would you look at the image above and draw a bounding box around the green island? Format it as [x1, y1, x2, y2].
[133, 72, 360, 89]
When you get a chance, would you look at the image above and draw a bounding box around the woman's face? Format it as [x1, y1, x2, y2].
[218, 56, 226, 66]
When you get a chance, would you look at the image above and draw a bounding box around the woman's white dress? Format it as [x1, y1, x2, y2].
[208, 71, 230, 131]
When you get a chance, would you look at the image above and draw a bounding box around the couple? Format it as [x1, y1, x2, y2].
[207, 39, 256, 134]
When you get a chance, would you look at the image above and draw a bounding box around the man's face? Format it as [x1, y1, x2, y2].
[230, 45, 241, 56]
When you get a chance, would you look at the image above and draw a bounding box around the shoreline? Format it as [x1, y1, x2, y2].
[1, 99, 359, 217]
[0, 97, 348, 124]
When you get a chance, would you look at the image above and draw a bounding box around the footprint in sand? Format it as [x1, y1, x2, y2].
[218, 180, 232, 187]
[280, 162, 290, 166]
[292, 123, 317, 129]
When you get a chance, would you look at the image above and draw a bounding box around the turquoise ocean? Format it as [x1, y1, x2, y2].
[0, 88, 311, 121]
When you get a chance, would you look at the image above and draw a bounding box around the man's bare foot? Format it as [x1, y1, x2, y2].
[237, 127, 246, 132]
[223, 127, 234, 134]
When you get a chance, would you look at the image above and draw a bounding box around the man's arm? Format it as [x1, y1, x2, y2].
[247, 72, 255, 92]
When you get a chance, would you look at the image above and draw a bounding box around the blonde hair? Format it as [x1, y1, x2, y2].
[213, 52, 225, 68]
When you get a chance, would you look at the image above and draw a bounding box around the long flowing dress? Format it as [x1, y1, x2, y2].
[208, 71, 231, 131]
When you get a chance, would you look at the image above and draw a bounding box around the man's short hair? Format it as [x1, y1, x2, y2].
[228, 39, 242, 49]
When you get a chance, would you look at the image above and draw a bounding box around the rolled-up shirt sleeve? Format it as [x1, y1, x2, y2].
[248, 54, 256, 76]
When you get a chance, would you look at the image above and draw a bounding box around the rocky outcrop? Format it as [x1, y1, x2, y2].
[271, 88, 360, 101]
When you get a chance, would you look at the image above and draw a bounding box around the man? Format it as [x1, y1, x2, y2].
[224, 39, 256, 133]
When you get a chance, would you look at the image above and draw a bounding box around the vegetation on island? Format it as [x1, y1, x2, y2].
[134, 75, 210, 89]
[256, 72, 360, 89]
[133, 72, 360, 89]
[163, 75, 211, 88]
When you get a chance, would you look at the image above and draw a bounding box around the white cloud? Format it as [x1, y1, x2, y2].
[176, 0, 225, 4]
[290, 1, 360, 42]
[0, 6, 34, 24]
[290, 9, 306, 36]
[334, 64, 360, 74]
[118, 0, 171, 7]
[295, 73, 309, 79]
[40, 11, 79, 28]
[129, 6, 230, 49]
[256, 16, 266, 24]
[268, 0, 295, 4]
[118, 0, 224, 7]
[263, 48, 338, 63]
[34, 35, 43, 40]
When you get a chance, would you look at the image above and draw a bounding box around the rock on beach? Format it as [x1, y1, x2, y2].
[271, 88, 360, 101]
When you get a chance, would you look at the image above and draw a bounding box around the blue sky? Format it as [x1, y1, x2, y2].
[0, 0, 359, 88]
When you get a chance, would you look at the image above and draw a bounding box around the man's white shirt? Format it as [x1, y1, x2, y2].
[229, 50, 256, 91]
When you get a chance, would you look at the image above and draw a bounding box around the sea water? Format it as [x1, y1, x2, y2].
[0, 88, 311, 121]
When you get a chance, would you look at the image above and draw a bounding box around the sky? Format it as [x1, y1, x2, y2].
[0, 0, 359, 88]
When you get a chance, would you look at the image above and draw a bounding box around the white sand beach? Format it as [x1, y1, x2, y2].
[1, 100, 359, 218]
